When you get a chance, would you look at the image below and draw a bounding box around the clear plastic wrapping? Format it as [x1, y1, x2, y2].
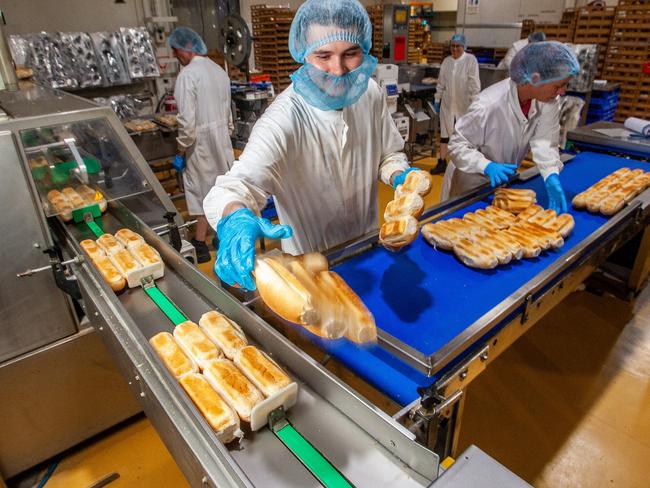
[59, 32, 104, 88]
[29, 32, 79, 89]
[8, 34, 31, 66]
[567, 44, 598, 93]
[120, 27, 160, 79]
[91, 31, 131, 86]
[93, 95, 150, 120]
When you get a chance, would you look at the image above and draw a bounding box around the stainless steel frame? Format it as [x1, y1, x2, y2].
[568, 121, 650, 159]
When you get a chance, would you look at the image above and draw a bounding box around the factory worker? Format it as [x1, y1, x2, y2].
[431, 33, 480, 175]
[203, 0, 419, 290]
[497, 31, 546, 70]
[442, 41, 580, 214]
[169, 27, 234, 263]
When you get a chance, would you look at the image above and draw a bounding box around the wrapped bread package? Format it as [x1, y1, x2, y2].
[379, 216, 418, 252]
[115, 228, 145, 250]
[173, 321, 222, 370]
[395, 170, 433, 198]
[149, 332, 198, 379]
[203, 358, 264, 422]
[234, 346, 292, 397]
[199, 311, 248, 360]
[92, 256, 126, 291]
[179, 373, 241, 443]
[384, 193, 424, 222]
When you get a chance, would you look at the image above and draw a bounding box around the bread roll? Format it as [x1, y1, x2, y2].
[571, 192, 589, 209]
[179, 373, 240, 443]
[421, 222, 456, 250]
[379, 216, 418, 251]
[199, 311, 248, 360]
[528, 209, 557, 227]
[92, 256, 126, 291]
[203, 358, 264, 422]
[493, 188, 537, 214]
[149, 331, 197, 379]
[109, 248, 141, 277]
[515, 221, 564, 249]
[452, 238, 499, 269]
[316, 271, 377, 343]
[482, 229, 524, 260]
[544, 213, 575, 238]
[484, 205, 517, 224]
[80, 239, 105, 260]
[96, 233, 124, 255]
[174, 321, 222, 370]
[61, 187, 85, 208]
[585, 191, 609, 213]
[439, 218, 483, 240]
[384, 193, 425, 221]
[599, 195, 625, 216]
[47, 190, 74, 221]
[395, 170, 432, 197]
[495, 188, 537, 200]
[475, 208, 511, 229]
[463, 211, 496, 230]
[115, 228, 145, 250]
[234, 346, 292, 397]
[131, 243, 163, 267]
[294, 252, 329, 274]
[517, 204, 543, 221]
[76, 185, 107, 212]
[255, 257, 318, 325]
[501, 229, 542, 258]
[475, 231, 512, 265]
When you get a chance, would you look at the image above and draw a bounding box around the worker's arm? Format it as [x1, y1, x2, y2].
[447, 105, 492, 174]
[376, 89, 410, 185]
[468, 56, 481, 102]
[175, 72, 197, 150]
[530, 99, 563, 180]
[434, 59, 448, 104]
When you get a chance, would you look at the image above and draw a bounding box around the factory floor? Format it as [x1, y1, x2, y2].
[10, 158, 650, 487]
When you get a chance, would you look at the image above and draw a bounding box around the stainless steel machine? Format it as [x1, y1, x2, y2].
[382, 5, 410, 65]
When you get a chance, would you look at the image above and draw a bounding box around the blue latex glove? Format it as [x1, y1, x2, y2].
[173, 154, 185, 172]
[392, 167, 419, 189]
[215, 208, 293, 291]
[544, 173, 568, 214]
[484, 162, 517, 187]
[434, 101, 441, 114]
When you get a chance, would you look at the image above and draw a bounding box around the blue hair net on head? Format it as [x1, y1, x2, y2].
[451, 34, 467, 47]
[510, 41, 579, 86]
[528, 31, 547, 43]
[168, 27, 208, 55]
[288, 0, 372, 64]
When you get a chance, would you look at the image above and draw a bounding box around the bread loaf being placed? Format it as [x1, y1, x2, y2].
[203, 358, 264, 422]
[149, 331, 198, 379]
[395, 170, 433, 198]
[179, 373, 241, 443]
[173, 321, 222, 370]
[255, 256, 318, 325]
[452, 238, 499, 269]
[384, 193, 425, 222]
[234, 345, 292, 397]
[115, 228, 145, 250]
[379, 216, 418, 251]
[293, 252, 329, 274]
[96, 233, 124, 255]
[493, 188, 536, 214]
[80, 239, 105, 260]
[199, 311, 248, 360]
[92, 256, 126, 291]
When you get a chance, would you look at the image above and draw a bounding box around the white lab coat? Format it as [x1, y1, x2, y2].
[203, 79, 409, 255]
[435, 52, 481, 139]
[441, 78, 562, 199]
[175, 56, 234, 215]
[497, 38, 528, 70]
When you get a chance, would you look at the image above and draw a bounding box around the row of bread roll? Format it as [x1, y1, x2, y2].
[79, 229, 163, 291]
[255, 254, 377, 343]
[123, 118, 157, 132]
[492, 188, 537, 214]
[572, 167, 650, 216]
[379, 170, 433, 251]
[46, 185, 107, 221]
[154, 113, 178, 128]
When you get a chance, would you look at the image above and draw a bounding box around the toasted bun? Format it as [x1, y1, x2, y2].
[384, 193, 425, 221]
[92, 256, 126, 291]
[517, 204, 543, 221]
[515, 221, 564, 249]
[61, 187, 85, 207]
[131, 243, 163, 267]
[528, 209, 557, 227]
[76, 185, 107, 212]
[395, 170, 433, 197]
[599, 195, 625, 216]
[484, 205, 517, 223]
[501, 229, 542, 258]
[452, 238, 499, 269]
[421, 222, 456, 250]
[463, 211, 496, 230]
[203, 358, 264, 422]
[173, 321, 222, 370]
[199, 311, 248, 360]
[545, 213, 575, 238]
[80, 239, 105, 260]
[379, 216, 418, 251]
[493, 188, 537, 214]
[96, 233, 124, 255]
[179, 373, 241, 443]
[115, 228, 145, 249]
[109, 248, 141, 277]
[234, 346, 292, 397]
[294, 252, 329, 274]
[255, 257, 318, 325]
[476, 231, 513, 265]
[482, 229, 524, 261]
[149, 331, 197, 379]
[571, 192, 589, 209]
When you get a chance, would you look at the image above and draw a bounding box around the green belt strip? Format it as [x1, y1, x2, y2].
[274, 423, 353, 488]
[85, 220, 104, 238]
[143, 285, 187, 325]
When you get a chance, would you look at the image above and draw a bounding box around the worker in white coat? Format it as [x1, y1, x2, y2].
[431, 33, 480, 175]
[497, 31, 546, 70]
[169, 27, 234, 263]
[442, 41, 580, 214]
[203, 0, 422, 290]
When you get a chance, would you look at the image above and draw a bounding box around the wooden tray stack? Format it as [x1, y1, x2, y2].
[520, 10, 577, 42]
[602, 0, 650, 121]
[252, 4, 298, 93]
[423, 41, 447, 64]
[408, 19, 425, 64]
[367, 5, 384, 60]
[573, 6, 615, 78]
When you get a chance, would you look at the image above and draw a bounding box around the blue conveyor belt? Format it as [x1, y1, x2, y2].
[315, 153, 648, 405]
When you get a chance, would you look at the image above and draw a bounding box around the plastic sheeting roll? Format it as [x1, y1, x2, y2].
[624, 117, 650, 137]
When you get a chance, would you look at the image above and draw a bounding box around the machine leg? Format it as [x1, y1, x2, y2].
[629, 226, 650, 294]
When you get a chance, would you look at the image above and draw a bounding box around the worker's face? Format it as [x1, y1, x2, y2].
[306, 41, 363, 76]
[450, 43, 465, 59]
[531, 76, 572, 102]
[173, 48, 193, 66]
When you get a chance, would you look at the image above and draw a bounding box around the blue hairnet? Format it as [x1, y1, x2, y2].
[168, 27, 208, 55]
[289, 0, 372, 64]
[451, 34, 467, 47]
[510, 41, 579, 85]
[528, 31, 547, 43]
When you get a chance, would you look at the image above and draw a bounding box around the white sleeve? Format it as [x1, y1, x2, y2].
[530, 100, 563, 180]
[175, 73, 197, 149]
[468, 57, 481, 102]
[447, 104, 491, 174]
[203, 112, 288, 229]
[378, 92, 409, 184]
[497, 47, 516, 70]
[435, 59, 448, 104]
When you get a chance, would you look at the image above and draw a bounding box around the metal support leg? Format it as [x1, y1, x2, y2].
[629, 225, 650, 294]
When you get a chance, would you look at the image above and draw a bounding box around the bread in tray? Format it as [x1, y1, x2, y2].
[109, 248, 142, 277]
[96, 233, 124, 255]
[395, 170, 432, 198]
[149, 331, 198, 379]
[92, 256, 126, 291]
[80, 239, 105, 260]
[199, 311, 248, 360]
[75, 185, 108, 212]
[174, 321, 223, 370]
[130, 243, 163, 267]
[234, 345, 292, 397]
[115, 228, 145, 250]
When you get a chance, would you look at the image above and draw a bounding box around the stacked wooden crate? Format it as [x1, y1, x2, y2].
[423, 41, 447, 64]
[408, 19, 425, 64]
[602, 0, 650, 121]
[573, 5, 616, 78]
[367, 5, 384, 60]
[251, 4, 298, 92]
[520, 10, 577, 42]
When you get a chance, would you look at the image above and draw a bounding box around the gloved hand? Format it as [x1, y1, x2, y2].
[215, 208, 293, 291]
[484, 162, 517, 187]
[392, 167, 420, 189]
[433, 101, 441, 114]
[544, 173, 568, 214]
[173, 154, 185, 173]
